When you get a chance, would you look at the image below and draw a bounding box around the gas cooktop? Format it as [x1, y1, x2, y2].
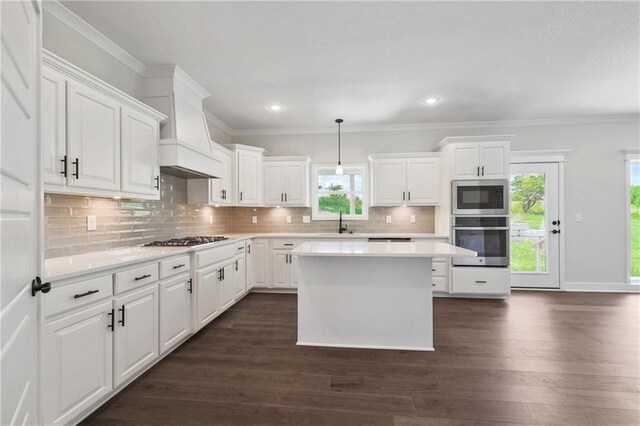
[144, 236, 229, 247]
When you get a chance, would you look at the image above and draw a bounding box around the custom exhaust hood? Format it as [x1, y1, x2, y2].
[144, 65, 222, 179]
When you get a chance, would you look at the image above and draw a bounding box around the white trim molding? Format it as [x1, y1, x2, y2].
[43, 0, 147, 77]
[511, 149, 571, 163]
[564, 282, 635, 293]
[624, 147, 640, 160]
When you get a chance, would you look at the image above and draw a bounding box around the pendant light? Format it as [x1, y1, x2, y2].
[335, 118, 344, 175]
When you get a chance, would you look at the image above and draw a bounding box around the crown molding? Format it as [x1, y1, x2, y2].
[232, 114, 640, 137]
[511, 149, 571, 163]
[43, 0, 147, 77]
[203, 110, 234, 136]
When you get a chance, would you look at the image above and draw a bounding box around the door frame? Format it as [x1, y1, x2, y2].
[625, 148, 640, 289]
[511, 150, 569, 290]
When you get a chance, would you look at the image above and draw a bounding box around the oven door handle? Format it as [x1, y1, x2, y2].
[452, 227, 510, 231]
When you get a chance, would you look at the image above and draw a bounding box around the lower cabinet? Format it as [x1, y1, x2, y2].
[113, 284, 159, 387]
[159, 274, 192, 354]
[246, 242, 254, 290]
[450, 266, 510, 295]
[42, 301, 113, 425]
[234, 255, 246, 299]
[196, 265, 221, 329]
[272, 250, 297, 288]
[219, 263, 235, 312]
[252, 240, 270, 287]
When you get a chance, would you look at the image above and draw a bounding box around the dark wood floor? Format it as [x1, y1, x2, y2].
[83, 292, 640, 425]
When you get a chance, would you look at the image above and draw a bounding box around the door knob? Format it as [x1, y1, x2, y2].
[551, 229, 561, 234]
[32, 276, 51, 296]
[552, 220, 560, 226]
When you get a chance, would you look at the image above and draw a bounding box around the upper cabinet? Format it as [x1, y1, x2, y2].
[370, 154, 440, 206]
[263, 157, 310, 207]
[41, 50, 166, 199]
[437, 137, 510, 180]
[224, 144, 265, 206]
[187, 143, 234, 205]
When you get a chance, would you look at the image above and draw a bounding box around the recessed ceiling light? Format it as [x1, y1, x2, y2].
[423, 97, 440, 105]
[268, 104, 282, 111]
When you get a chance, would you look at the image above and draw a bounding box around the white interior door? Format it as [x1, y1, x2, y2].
[510, 163, 560, 288]
[1, 1, 41, 424]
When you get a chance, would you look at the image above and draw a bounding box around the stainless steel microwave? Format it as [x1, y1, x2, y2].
[451, 180, 509, 215]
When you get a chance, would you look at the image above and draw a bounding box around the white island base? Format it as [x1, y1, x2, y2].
[293, 241, 476, 351]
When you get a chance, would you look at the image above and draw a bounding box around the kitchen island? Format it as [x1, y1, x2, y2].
[292, 241, 476, 351]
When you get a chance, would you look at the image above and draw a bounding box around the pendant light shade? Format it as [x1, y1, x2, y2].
[335, 118, 344, 175]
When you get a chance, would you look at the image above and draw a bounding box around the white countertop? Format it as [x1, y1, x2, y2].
[292, 241, 476, 258]
[44, 232, 450, 281]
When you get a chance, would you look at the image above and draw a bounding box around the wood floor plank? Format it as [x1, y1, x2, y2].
[82, 292, 640, 426]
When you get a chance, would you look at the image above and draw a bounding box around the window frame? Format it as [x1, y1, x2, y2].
[626, 151, 640, 286]
[311, 163, 369, 221]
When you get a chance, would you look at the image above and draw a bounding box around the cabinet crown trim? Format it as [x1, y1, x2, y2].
[222, 144, 266, 154]
[433, 135, 514, 152]
[369, 152, 441, 160]
[43, 49, 166, 122]
[264, 156, 311, 163]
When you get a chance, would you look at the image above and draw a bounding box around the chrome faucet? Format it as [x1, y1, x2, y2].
[339, 211, 348, 234]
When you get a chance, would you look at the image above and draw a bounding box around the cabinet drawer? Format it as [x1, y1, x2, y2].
[451, 267, 510, 295]
[45, 274, 112, 317]
[431, 261, 446, 277]
[432, 277, 447, 292]
[115, 263, 158, 294]
[159, 255, 190, 279]
[235, 241, 246, 252]
[196, 244, 236, 268]
[272, 239, 303, 250]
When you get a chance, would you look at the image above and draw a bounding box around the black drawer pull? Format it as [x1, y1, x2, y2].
[475, 280, 488, 284]
[134, 274, 152, 281]
[172, 264, 186, 269]
[237, 247, 245, 250]
[284, 243, 294, 246]
[432, 269, 436, 272]
[74, 289, 99, 299]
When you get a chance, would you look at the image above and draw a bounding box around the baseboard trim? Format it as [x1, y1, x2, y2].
[297, 341, 434, 352]
[564, 282, 634, 293]
[250, 287, 297, 294]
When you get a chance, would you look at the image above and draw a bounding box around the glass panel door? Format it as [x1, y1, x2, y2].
[510, 163, 560, 288]
[630, 161, 640, 282]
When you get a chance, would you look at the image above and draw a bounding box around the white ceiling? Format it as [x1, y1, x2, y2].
[62, 1, 639, 132]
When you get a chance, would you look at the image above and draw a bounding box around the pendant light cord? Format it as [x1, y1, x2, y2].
[336, 118, 343, 165]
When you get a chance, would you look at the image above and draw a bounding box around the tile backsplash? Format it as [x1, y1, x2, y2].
[45, 174, 436, 258]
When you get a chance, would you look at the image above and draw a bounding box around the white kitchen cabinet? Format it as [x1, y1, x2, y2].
[246, 241, 255, 290]
[121, 106, 160, 198]
[263, 157, 310, 207]
[195, 264, 221, 329]
[451, 142, 509, 180]
[370, 154, 440, 206]
[113, 284, 159, 387]
[224, 144, 265, 206]
[42, 301, 113, 425]
[252, 240, 270, 287]
[41, 66, 67, 187]
[272, 250, 297, 288]
[66, 80, 121, 192]
[187, 143, 234, 205]
[451, 266, 510, 295]
[234, 255, 246, 299]
[219, 263, 235, 312]
[159, 274, 192, 355]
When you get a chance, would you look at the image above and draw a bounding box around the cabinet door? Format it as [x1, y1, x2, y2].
[66, 81, 121, 191]
[210, 152, 233, 204]
[291, 255, 299, 288]
[246, 243, 254, 290]
[121, 106, 159, 197]
[113, 285, 159, 387]
[372, 159, 406, 205]
[196, 265, 220, 330]
[41, 67, 67, 186]
[263, 162, 285, 205]
[159, 275, 191, 355]
[42, 302, 113, 425]
[272, 251, 290, 288]
[219, 263, 235, 312]
[252, 241, 269, 287]
[234, 256, 246, 299]
[406, 158, 440, 205]
[238, 150, 262, 205]
[284, 162, 307, 206]
[479, 143, 509, 179]
[452, 144, 480, 179]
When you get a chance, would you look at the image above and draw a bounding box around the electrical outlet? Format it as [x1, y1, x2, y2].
[86, 215, 97, 231]
[252, 216, 258, 224]
[410, 215, 416, 223]
[286, 216, 292, 224]
[303, 215, 310, 223]
[576, 213, 582, 222]
[209, 215, 213, 224]
[386, 215, 392, 224]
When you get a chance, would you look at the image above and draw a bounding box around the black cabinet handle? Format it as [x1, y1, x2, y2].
[118, 305, 126, 326]
[60, 155, 68, 177]
[285, 193, 288, 202]
[107, 308, 115, 331]
[477, 166, 480, 177]
[475, 280, 487, 284]
[248, 244, 251, 254]
[172, 264, 186, 270]
[31, 276, 51, 296]
[235, 260, 238, 271]
[221, 189, 226, 200]
[481, 166, 485, 176]
[240, 192, 243, 201]
[222, 268, 225, 280]
[403, 191, 406, 201]
[281, 193, 283, 202]
[408, 191, 411, 201]
[285, 254, 288, 264]
[284, 243, 294, 246]
[188, 278, 193, 294]
[154, 175, 160, 190]
[74, 289, 99, 299]
[237, 246, 244, 251]
[134, 274, 151, 281]
[72, 158, 79, 179]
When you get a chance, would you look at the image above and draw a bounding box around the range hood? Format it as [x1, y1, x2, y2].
[144, 65, 222, 179]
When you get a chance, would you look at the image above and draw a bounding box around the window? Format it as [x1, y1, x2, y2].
[629, 158, 640, 283]
[311, 165, 368, 220]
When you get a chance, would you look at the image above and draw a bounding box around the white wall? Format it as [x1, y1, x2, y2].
[233, 119, 640, 289]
